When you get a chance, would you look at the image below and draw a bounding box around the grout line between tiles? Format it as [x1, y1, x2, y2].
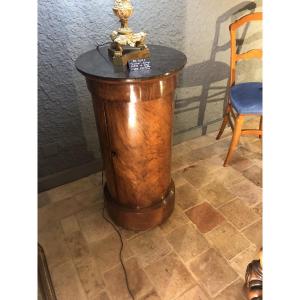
[229, 242, 259, 263]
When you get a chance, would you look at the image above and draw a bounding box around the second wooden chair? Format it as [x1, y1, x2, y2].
[216, 12, 263, 166]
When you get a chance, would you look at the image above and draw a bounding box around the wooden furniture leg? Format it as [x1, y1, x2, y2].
[244, 249, 263, 300]
[259, 116, 263, 139]
[38, 244, 57, 300]
[216, 105, 230, 140]
[224, 115, 244, 166]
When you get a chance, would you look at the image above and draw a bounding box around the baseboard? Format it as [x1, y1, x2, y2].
[38, 159, 102, 192]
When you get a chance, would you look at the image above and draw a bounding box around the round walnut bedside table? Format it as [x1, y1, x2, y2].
[76, 45, 186, 230]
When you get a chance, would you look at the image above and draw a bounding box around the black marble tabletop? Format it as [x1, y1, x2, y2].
[75, 45, 187, 81]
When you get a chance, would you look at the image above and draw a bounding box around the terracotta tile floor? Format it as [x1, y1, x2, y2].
[38, 124, 262, 300]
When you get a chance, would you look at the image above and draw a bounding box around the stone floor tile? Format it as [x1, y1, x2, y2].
[188, 248, 238, 297]
[242, 220, 262, 249]
[185, 135, 216, 150]
[175, 285, 212, 300]
[38, 223, 71, 268]
[213, 138, 233, 153]
[75, 255, 106, 299]
[214, 280, 247, 300]
[93, 291, 111, 300]
[51, 260, 87, 300]
[201, 156, 226, 173]
[89, 172, 104, 187]
[198, 181, 235, 208]
[188, 140, 229, 161]
[205, 223, 250, 260]
[182, 163, 242, 190]
[176, 182, 203, 210]
[239, 144, 262, 161]
[38, 196, 94, 233]
[171, 155, 192, 173]
[185, 202, 225, 234]
[171, 156, 183, 173]
[230, 244, 258, 278]
[128, 228, 172, 268]
[139, 291, 161, 300]
[173, 142, 193, 160]
[76, 204, 114, 244]
[61, 215, 80, 235]
[181, 163, 215, 189]
[118, 227, 144, 240]
[104, 257, 158, 300]
[229, 153, 254, 172]
[228, 179, 262, 207]
[214, 279, 247, 300]
[209, 166, 244, 189]
[235, 149, 258, 165]
[166, 223, 209, 262]
[241, 138, 262, 154]
[75, 187, 104, 206]
[254, 159, 262, 168]
[172, 170, 188, 187]
[219, 198, 260, 230]
[38, 191, 50, 208]
[90, 232, 133, 273]
[159, 205, 190, 235]
[252, 202, 262, 217]
[64, 233, 106, 298]
[243, 165, 262, 187]
[47, 177, 95, 203]
[144, 252, 195, 300]
[64, 231, 90, 263]
[185, 151, 210, 166]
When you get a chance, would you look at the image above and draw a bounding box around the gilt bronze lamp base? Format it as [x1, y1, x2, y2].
[108, 0, 150, 66]
[108, 45, 150, 66]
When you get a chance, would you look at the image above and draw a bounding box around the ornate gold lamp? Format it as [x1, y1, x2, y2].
[108, 0, 150, 65]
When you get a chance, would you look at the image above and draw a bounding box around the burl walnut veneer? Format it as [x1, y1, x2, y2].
[76, 45, 186, 230]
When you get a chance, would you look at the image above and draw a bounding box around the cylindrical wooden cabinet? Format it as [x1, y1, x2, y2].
[76, 45, 186, 230]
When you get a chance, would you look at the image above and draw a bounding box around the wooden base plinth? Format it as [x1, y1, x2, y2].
[104, 180, 175, 231]
[108, 47, 150, 66]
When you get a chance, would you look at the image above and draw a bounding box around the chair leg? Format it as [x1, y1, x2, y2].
[223, 115, 244, 166]
[216, 105, 230, 140]
[259, 116, 263, 139]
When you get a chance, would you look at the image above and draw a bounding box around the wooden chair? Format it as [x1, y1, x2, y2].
[216, 12, 262, 166]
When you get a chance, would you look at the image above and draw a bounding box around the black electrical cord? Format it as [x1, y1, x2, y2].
[100, 172, 135, 300]
[96, 41, 111, 48]
[95, 41, 112, 63]
[95, 44, 134, 299]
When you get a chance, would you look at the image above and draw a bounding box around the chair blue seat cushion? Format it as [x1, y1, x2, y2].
[230, 82, 262, 114]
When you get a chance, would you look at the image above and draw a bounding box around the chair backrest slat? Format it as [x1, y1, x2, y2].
[230, 12, 262, 86]
[236, 49, 262, 61]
